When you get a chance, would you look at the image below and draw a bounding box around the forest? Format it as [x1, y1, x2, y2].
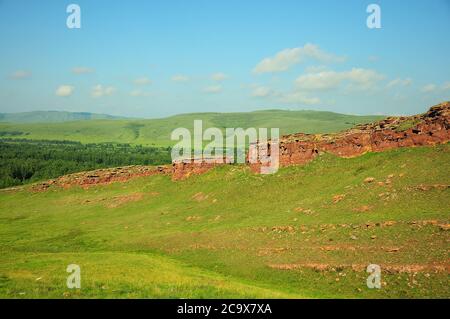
[0, 139, 171, 188]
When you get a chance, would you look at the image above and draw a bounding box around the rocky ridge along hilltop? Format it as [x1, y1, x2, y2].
[32, 102, 449, 189]
[249, 101, 450, 172]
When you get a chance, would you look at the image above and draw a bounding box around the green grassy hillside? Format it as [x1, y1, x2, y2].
[0, 144, 448, 298]
[0, 111, 124, 123]
[0, 110, 384, 146]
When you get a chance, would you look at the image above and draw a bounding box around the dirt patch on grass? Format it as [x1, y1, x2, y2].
[105, 193, 145, 208]
[405, 184, 450, 191]
[320, 245, 357, 252]
[186, 215, 201, 221]
[192, 192, 209, 202]
[353, 205, 371, 213]
[257, 247, 292, 256]
[408, 220, 450, 231]
[271, 226, 296, 234]
[250, 219, 448, 237]
[293, 207, 315, 215]
[189, 243, 217, 250]
[0, 186, 23, 193]
[81, 191, 159, 208]
[268, 263, 450, 274]
[332, 194, 346, 203]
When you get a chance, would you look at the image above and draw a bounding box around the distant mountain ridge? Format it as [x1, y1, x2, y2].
[0, 111, 125, 123]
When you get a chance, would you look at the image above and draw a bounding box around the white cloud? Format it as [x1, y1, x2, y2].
[295, 71, 343, 90]
[253, 48, 300, 74]
[278, 91, 321, 105]
[72, 67, 94, 74]
[249, 67, 382, 106]
[251, 86, 273, 98]
[248, 84, 319, 105]
[344, 68, 385, 90]
[130, 89, 150, 97]
[133, 77, 151, 85]
[203, 85, 222, 94]
[253, 43, 345, 74]
[421, 84, 437, 93]
[171, 74, 190, 82]
[295, 68, 384, 91]
[304, 65, 328, 73]
[421, 82, 450, 93]
[55, 85, 74, 97]
[91, 85, 115, 98]
[386, 78, 412, 88]
[211, 72, 228, 81]
[441, 82, 450, 90]
[10, 70, 31, 79]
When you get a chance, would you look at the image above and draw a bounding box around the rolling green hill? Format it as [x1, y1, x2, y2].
[0, 144, 448, 298]
[0, 111, 124, 123]
[0, 110, 385, 146]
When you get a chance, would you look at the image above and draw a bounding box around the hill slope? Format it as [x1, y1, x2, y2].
[0, 144, 448, 298]
[0, 111, 124, 123]
[0, 110, 385, 146]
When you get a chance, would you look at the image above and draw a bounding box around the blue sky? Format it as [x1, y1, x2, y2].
[0, 0, 449, 118]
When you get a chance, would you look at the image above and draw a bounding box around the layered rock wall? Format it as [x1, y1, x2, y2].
[172, 156, 232, 180]
[249, 102, 450, 172]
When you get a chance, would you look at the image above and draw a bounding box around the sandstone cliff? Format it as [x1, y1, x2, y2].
[249, 101, 450, 172]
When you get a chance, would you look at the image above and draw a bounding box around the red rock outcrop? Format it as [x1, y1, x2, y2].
[249, 101, 450, 172]
[31, 102, 450, 189]
[171, 156, 232, 180]
[32, 165, 171, 191]
[33, 157, 234, 190]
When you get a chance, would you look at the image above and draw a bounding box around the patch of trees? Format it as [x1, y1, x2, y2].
[0, 131, 26, 136]
[0, 139, 171, 188]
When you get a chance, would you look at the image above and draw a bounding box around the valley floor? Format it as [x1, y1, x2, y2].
[0, 144, 449, 298]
